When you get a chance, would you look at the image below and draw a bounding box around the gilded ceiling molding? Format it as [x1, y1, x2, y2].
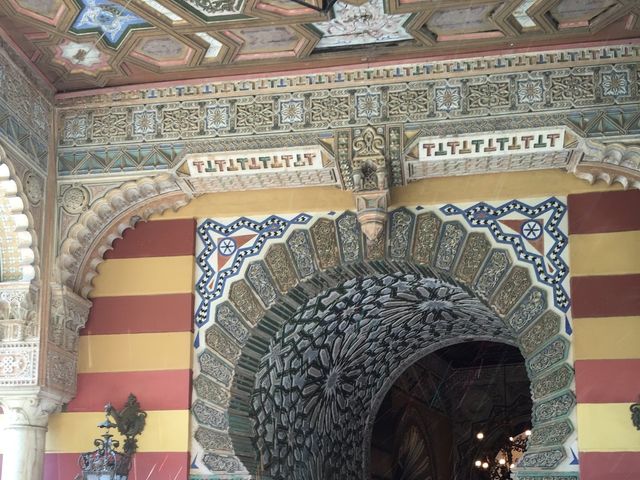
[57, 173, 192, 297]
[0, 147, 37, 283]
[569, 140, 640, 190]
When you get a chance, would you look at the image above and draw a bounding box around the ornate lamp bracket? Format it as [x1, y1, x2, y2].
[79, 394, 147, 479]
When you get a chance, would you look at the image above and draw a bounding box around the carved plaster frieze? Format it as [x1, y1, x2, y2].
[0, 282, 39, 388]
[0, 341, 39, 387]
[57, 173, 192, 297]
[0, 282, 38, 342]
[49, 283, 91, 353]
[569, 140, 640, 190]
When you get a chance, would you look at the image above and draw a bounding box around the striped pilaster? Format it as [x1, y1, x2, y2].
[44, 219, 196, 480]
[569, 190, 640, 480]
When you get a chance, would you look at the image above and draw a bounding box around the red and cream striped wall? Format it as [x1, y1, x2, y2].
[3, 172, 636, 479]
[570, 189, 640, 480]
[43, 219, 197, 480]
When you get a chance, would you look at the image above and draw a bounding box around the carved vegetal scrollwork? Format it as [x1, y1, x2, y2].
[351, 127, 390, 242]
[352, 126, 387, 192]
[57, 173, 191, 297]
[0, 282, 38, 342]
[569, 141, 640, 190]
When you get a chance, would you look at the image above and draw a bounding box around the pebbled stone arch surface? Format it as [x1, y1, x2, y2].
[191, 207, 578, 479]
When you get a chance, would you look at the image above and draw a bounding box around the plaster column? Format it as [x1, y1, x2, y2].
[0, 390, 63, 480]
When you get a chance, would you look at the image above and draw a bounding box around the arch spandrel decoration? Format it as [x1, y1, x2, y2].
[57, 173, 191, 297]
[189, 200, 579, 480]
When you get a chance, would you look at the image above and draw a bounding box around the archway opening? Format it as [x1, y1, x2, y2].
[191, 207, 576, 479]
[370, 341, 531, 480]
[244, 272, 520, 479]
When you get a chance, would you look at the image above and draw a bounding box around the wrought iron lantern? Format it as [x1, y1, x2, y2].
[631, 401, 640, 430]
[78, 394, 146, 480]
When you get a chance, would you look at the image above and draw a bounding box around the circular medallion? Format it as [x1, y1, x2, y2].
[61, 185, 89, 214]
[521, 220, 543, 240]
[218, 238, 237, 256]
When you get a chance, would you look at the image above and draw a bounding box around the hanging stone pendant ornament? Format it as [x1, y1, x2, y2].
[78, 394, 147, 479]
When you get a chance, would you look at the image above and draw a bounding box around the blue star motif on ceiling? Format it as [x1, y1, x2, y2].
[71, 0, 150, 48]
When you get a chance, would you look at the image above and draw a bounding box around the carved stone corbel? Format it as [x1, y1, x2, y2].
[351, 127, 391, 241]
[46, 283, 92, 396]
[568, 140, 640, 189]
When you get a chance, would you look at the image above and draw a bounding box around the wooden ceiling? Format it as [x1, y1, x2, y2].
[1, 0, 639, 92]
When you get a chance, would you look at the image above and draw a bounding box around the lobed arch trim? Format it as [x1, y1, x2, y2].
[0, 145, 38, 283]
[56, 173, 191, 297]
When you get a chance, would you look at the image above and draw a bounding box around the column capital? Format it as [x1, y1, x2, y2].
[0, 387, 65, 428]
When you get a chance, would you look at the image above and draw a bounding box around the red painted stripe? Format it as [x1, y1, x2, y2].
[569, 190, 640, 235]
[580, 452, 640, 480]
[44, 452, 189, 480]
[571, 274, 640, 318]
[104, 219, 195, 259]
[67, 370, 191, 412]
[82, 293, 193, 335]
[575, 359, 640, 403]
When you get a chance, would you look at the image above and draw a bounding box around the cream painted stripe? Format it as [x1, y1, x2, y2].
[577, 403, 640, 452]
[393, 169, 620, 206]
[90, 256, 194, 297]
[574, 317, 640, 360]
[154, 171, 621, 220]
[46, 410, 189, 453]
[78, 332, 192, 373]
[154, 186, 354, 219]
[570, 231, 640, 276]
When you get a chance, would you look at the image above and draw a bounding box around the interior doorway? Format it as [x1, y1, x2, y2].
[370, 341, 532, 480]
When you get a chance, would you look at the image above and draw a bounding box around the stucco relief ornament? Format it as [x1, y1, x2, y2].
[23, 171, 43, 205]
[61, 185, 90, 215]
[315, 0, 412, 48]
[351, 127, 389, 242]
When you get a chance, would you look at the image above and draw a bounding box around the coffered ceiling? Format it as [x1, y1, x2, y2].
[1, 0, 639, 92]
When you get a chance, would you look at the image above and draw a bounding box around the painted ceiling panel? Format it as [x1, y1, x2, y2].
[0, 0, 638, 92]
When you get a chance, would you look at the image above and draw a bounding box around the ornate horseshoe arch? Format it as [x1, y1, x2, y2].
[190, 206, 578, 479]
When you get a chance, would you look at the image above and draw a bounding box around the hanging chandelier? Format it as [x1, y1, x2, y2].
[473, 429, 530, 480]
